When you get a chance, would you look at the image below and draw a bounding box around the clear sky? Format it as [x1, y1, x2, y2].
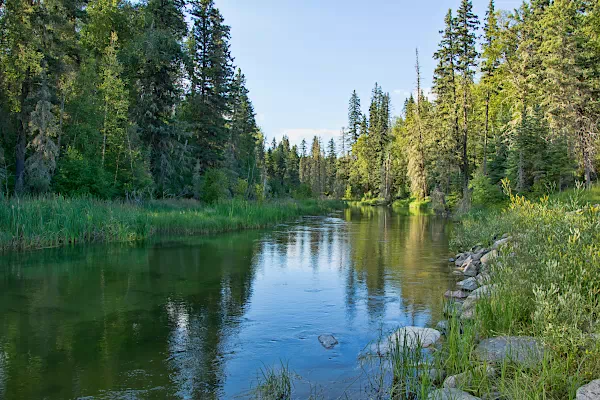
[216, 0, 524, 149]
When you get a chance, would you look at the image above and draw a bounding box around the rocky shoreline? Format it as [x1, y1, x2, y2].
[370, 234, 600, 400]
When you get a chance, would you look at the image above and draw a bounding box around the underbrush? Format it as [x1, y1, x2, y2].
[0, 196, 342, 252]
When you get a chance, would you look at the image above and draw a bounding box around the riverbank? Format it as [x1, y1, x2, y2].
[0, 196, 343, 252]
[426, 185, 600, 399]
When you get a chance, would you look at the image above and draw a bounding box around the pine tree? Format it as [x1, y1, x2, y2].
[433, 9, 460, 193]
[455, 0, 479, 192]
[481, 0, 500, 175]
[187, 0, 234, 171]
[348, 90, 362, 144]
[229, 68, 259, 189]
[134, 0, 187, 194]
[26, 70, 59, 193]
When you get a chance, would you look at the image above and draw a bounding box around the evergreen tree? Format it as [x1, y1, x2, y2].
[348, 90, 362, 144]
[133, 0, 186, 195]
[26, 70, 59, 193]
[455, 0, 480, 192]
[186, 0, 234, 171]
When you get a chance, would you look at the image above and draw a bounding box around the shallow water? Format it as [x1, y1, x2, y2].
[0, 206, 454, 399]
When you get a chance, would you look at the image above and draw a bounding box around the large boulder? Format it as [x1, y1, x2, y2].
[428, 388, 481, 400]
[457, 277, 479, 291]
[474, 336, 545, 368]
[371, 327, 441, 354]
[318, 334, 338, 349]
[577, 379, 600, 399]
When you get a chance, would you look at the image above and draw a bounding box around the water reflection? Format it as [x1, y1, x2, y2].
[0, 207, 453, 399]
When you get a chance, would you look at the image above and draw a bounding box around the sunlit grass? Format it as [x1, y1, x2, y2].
[0, 196, 342, 252]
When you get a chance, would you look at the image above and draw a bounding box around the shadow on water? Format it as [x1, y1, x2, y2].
[0, 207, 454, 399]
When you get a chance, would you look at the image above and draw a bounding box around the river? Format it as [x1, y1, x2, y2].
[0, 206, 454, 399]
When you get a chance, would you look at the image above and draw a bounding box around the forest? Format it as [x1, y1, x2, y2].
[0, 0, 599, 206]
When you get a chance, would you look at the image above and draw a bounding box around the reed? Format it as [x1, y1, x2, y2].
[0, 196, 342, 252]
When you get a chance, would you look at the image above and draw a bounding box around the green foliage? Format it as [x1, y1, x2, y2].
[53, 147, 111, 197]
[199, 168, 230, 204]
[469, 170, 503, 205]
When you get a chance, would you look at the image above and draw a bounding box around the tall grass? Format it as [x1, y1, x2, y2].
[439, 183, 600, 399]
[0, 196, 342, 252]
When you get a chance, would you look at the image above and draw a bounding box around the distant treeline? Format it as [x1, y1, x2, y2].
[1, 0, 599, 204]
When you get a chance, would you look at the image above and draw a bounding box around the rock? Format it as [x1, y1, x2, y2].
[371, 327, 441, 353]
[463, 261, 479, 277]
[436, 320, 449, 335]
[492, 237, 511, 250]
[457, 277, 478, 291]
[443, 366, 496, 389]
[480, 250, 498, 265]
[471, 248, 489, 262]
[577, 379, 600, 399]
[427, 368, 447, 384]
[476, 273, 492, 286]
[474, 336, 544, 367]
[461, 308, 475, 320]
[455, 253, 470, 267]
[449, 257, 456, 263]
[462, 285, 498, 313]
[318, 334, 338, 349]
[501, 233, 510, 239]
[453, 270, 465, 276]
[444, 301, 463, 317]
[445, 290, 470, 299]
[428, 388, 481, 400]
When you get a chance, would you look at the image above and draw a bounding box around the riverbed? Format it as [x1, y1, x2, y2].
[0, 206, 454, 399]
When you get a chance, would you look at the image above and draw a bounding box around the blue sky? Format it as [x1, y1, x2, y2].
[216, 0, 523, 149]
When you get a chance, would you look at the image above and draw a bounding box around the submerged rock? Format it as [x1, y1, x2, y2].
[576, 379, 600, 399]
[318, 334, 338, 349]
[428, 388, 481, 400]
[474, 336, 544, 367]
[371, 326, 441, 353]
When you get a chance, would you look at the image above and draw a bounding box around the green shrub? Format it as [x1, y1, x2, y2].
[200, 168, 231, 204]
[469, 170, 504, 206]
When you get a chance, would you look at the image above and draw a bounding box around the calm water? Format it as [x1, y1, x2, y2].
[0, 207, 454, 399]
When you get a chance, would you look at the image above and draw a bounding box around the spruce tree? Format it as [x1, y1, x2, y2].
[348, 90, 362, 144]
[455, 0, 479, 192]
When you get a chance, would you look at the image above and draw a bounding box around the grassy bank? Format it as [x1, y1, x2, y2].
[0, 196, 342, 252]
[435, 185, 600, 399]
